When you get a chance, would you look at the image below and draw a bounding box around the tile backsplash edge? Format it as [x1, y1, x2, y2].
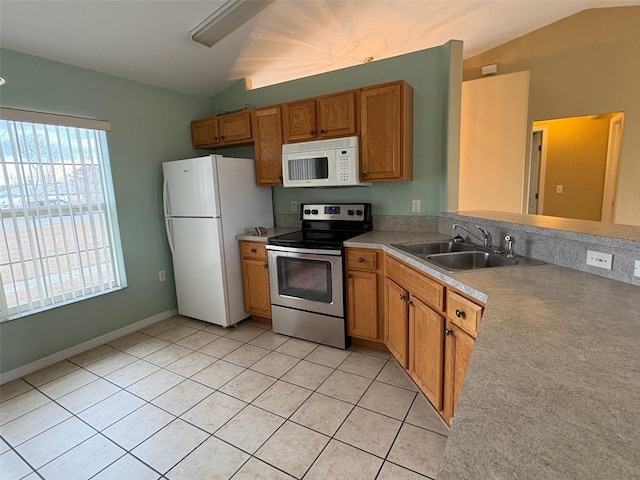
[440, 214, 640, 286]
[275, 212, 639, 285]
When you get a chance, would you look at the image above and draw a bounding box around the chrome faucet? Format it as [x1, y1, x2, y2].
[452, 223, 493, 248]
[505, 235, 516, 258]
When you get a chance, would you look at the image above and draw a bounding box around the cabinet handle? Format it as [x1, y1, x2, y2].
[310, 130, 315, 135]
[407, 300, 413, 306]
[320, 129, 326, 134]
[346, 273, 352, 278]
[263, 263, 268, 268]
[251, 248, 257, 254]
[220, 135, 225, 140]
[214, 136, 219, 141]
[357, 257, 363, 263]
[444, 328, 453, 336]
[455, 309, 466, 319]
[361, 172, 367, 177]
[399, 294, 405, 300]
[278, 175, 283, 181]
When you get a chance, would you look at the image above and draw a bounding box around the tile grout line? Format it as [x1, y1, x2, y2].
[6, 316, 448, 479]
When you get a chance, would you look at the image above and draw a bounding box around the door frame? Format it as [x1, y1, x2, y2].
[527, 126, 548, 215]
[601, 112, 625, 223]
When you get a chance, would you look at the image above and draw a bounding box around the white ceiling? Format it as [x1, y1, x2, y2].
[1, 0, 638, 97]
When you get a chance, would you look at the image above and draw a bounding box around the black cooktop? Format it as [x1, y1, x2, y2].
[268, 203, 372, 250]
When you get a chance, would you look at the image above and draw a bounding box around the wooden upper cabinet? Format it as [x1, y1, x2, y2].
[191, 118, 219, 148]
[191, 111, 252, 148]
[360, 81, 414, 181]
[283, 91, 357, 143]
[317, 91, 357, 138]
[252, 107, 284, 186]
[218, 111, 252, 143]
[283, 99, 317, 142]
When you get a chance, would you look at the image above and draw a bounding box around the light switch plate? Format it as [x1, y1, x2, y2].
[634, 260, 640, 277]
[586, 250, 613, 270]
[291, 201, 298, 212]
[411, 199, 421, 213]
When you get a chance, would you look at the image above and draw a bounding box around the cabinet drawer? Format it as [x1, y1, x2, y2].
[240, 241, 267, 259]
[447, 291, 483, 337]
[346, 249, 378, 271]
[385, 255, 444, 312]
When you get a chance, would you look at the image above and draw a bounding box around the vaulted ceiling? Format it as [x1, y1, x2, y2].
[1, 1, 638, 96]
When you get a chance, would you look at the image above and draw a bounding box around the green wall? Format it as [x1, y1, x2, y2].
[206, 41, 461, 216]
[0, 49, 210, 373]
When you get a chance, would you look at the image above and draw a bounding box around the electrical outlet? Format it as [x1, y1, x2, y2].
[634, 260, 640, 277]
[291, 201, 298, 212]
[411, 199, 421, 213]
[586, 250, 613, 270]
[556, 185, 563, 194]
[158, 270, 166, 282]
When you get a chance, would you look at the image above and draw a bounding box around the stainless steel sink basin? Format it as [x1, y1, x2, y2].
[425, 250, 545, 272]
[392, 240, 544, 272]
[392, 241, 473, 258]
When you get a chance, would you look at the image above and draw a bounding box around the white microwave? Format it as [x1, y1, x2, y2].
[282, 136, 371, 188]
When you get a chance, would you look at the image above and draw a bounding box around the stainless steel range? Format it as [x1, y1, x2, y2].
[266, 203, 372, 349]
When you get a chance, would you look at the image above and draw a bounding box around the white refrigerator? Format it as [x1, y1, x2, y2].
[163, 155, 273, 327]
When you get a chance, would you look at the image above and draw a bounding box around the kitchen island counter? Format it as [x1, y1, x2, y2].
[346, 230, 640, 480]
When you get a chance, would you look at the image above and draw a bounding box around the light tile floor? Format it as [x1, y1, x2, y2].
[0, 316, 450, 480]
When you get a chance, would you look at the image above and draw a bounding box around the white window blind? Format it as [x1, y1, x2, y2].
[0, 110, 124, 321]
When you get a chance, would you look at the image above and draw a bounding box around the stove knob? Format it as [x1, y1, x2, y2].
[355, 209, 363, 216]
[311, 209, 319, 215]
[304, 209, 311, 215]
[347, 210, 355, 216]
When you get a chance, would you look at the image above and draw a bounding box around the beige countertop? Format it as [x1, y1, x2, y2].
[344, 231, 640, 480]
[236, 227, 298, 243]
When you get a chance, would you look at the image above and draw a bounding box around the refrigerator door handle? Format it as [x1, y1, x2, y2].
[165, 218, 176, 257]
[163, 178, 171, 217]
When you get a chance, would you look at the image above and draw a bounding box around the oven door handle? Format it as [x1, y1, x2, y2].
[266, 245, 342, 256]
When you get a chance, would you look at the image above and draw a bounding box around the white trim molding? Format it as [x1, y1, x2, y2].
[0, 309, 177, 384]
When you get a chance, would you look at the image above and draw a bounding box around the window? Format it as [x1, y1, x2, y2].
[0, 108, 125, 321]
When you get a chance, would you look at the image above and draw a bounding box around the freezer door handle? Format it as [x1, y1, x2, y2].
[165, 218, 176, 257]
[163, 178, 171, 216]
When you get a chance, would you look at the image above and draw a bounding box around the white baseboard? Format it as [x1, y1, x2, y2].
[0, 309, 177, 385]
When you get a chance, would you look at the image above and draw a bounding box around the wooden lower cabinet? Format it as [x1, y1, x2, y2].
[382, 253, 482, 426]
[409, 296, 445, 411]
[443, 321, 475, 424]
[346, 270, 378, 339]
[384, 278, 410, 368]
[240, 241, 271, 320]
[345, 248, 383, 343]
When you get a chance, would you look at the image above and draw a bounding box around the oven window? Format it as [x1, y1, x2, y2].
[276, 257, 332, 303]
[288, 157, 329, 181]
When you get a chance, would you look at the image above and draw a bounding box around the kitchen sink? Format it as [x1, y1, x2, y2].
[392, 241, 473, 258]
[392, 241, 545, 272]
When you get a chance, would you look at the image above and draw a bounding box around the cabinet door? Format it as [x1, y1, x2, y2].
[283, 99, 317, 142]
[218, 111, 252, 144]
[409, 297, 445, 410]
[318, 91, 357, 138]
[241, 257, 271, 318]
[384, 277, 409, 368]
[360, 81, 413, 181]
[347, 270, 378, 340]
[252, 107, 284, 186]
[191, 118, 219, 148]
[443, 321, 475, 424]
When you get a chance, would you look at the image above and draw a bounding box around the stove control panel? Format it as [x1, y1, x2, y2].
[301, 203, 370, 221]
